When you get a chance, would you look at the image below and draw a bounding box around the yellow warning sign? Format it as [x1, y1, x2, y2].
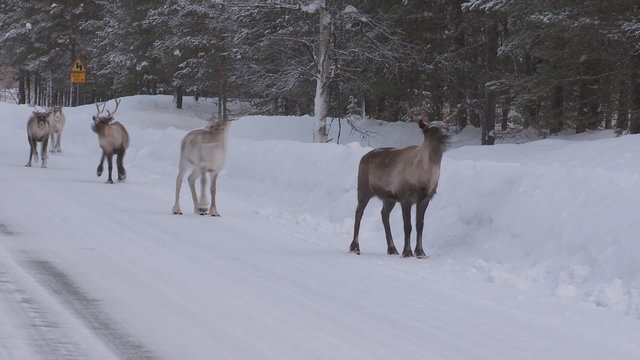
[71, 58, 86, 72]
[70, 57, 87, 83]
[70, 72, 86, 83]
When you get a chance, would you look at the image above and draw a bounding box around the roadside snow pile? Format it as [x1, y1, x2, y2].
[440, 137, 640, 316]
[1, 95, 638, 318]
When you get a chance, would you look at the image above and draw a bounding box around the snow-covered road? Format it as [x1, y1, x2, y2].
[1, 97, 639, 359]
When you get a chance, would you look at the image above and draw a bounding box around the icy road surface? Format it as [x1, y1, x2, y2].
[1, 97, 639, 359]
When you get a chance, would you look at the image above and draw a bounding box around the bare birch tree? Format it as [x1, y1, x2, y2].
[229, 0, 408, 142]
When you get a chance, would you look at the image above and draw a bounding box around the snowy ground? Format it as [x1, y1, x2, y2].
[1, 95, 639, 359]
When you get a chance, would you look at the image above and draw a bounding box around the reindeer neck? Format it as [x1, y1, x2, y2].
[419, 130, 446, 161]
[202, 120, 230, 148]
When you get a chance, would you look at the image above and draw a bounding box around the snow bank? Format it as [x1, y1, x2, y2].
[1, 95, 638, 318]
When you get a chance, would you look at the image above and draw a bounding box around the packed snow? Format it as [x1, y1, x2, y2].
[1, 95, 639, 359]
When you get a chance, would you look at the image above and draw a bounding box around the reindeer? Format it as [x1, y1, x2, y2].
[171, 117, 233, 216]
[25, 110, 52, 168]
[350, 105, 454, 258]
[91, 98, 129, 184]
[48, 106, 65, 153]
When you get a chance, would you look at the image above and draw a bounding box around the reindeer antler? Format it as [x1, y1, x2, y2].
[404, 103, 429, 123]
[95, 102, 107, 117]
[443, 105, 460, 124]
[106, 98, 121, 118]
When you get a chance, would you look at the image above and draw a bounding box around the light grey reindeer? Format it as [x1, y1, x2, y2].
[350, 105, 454, 258]
[48, 106, 65, 153]
[25, 109, 52, 168]
[92, 98, 129, 184]
[171, 117, 233, 216]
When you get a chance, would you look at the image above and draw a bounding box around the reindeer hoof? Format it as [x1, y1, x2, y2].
[25, 163, 31, 167]
[349, 243, 360, 255]
[195, 208, 208, 215]
[173, 211, 182, 215]
[415, 254, 429, 259]
[387, 247, 399, 255]
[401, 251, 414, 258]
[106, 179, 114, 184]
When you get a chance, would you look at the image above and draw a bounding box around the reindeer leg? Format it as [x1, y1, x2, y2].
[56, 132, 62, 152]
[50, 132, 55, 152]
[381, 199, 399, 255]
[400, 202, 414, 257]
[208, 172, 220, 217]
[116, 150, 126, 182]
[33, 139, 39, 163]
[41, 138, 49, 168]
[350, 193, 371, 255]
[196, 169, 209, 215]
[172, 163, 187, 215]
[97, 151, 105, 177]
[106, 153, 114, 184]
[187, 170, 200, 214]
[414, 198, 430, 259]
[26, 137, 36, 167]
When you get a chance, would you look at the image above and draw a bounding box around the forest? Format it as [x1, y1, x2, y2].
[1, 0, 639, 143]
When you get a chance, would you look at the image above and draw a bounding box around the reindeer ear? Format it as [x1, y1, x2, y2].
[419, 119, 427, 129]
[92, 115, 97, 121]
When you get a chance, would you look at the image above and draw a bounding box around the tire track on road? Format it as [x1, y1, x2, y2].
[28, 260, 159, 360]
[0, 267, 87, 360]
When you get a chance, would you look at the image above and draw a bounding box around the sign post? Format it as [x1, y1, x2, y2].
[69, 57, 87, 106]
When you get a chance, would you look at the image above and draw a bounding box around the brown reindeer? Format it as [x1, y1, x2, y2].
[25, 110, 52, 168]
[350, 105, 453, 258]
[48, 106, 65, 153]
[92, 98, 129, 184]
[171, 117, 233, 216]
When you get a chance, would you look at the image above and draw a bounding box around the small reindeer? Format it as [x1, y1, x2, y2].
[350, 105, 454, 258]
[92, 99, 129, 184]
[171, 117, 233, 216]
[48, 106, 65, 153]
[25, 110, 52, 168]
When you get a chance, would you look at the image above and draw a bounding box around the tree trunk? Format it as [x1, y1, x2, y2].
[34, 72, 39, 106]
[451, 0, 467, 129]
[26, 72, 31, 104]
[18, 69, 26, 105]
[576, 84, 587, 134]
[550, 85, 563, 134]
[501, 100, 509, 131]
[588, 100, 599, 130]
[482, 19, 498, 145]
[176, 85, 183, 109]
[630, 53, 640, 134]
[616, 81, 629, 132]
[313, 4, 331, 143]
[217, 65, 228, 121]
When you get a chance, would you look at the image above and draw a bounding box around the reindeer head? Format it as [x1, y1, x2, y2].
[31, 111, 50, 128]
[405, 104, 453, 146]
[92, 98, 121, 133]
